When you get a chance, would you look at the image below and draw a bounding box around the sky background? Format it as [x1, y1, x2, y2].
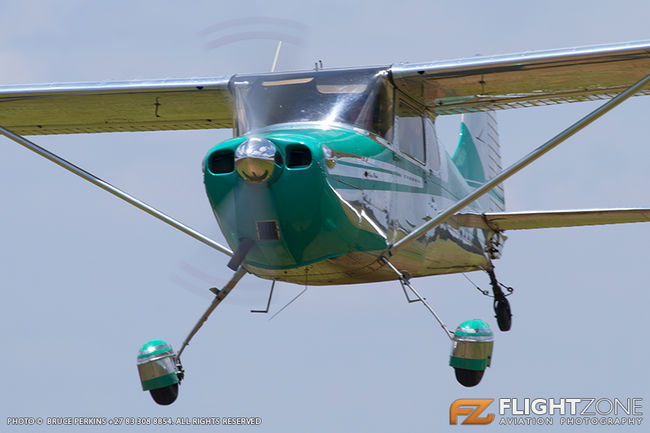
[1, 1, 649, 432]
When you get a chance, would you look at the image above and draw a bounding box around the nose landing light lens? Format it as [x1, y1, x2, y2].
[235, 138, 276, 183]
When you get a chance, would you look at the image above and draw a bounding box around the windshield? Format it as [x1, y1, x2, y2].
[230, 67, 394, 139]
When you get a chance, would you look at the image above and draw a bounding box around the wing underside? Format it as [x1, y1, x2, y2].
[0, 78, 233, 135]
[454, 208, 650, 231]
[391, 40, 650, 115]
[1, 40, 649, 135]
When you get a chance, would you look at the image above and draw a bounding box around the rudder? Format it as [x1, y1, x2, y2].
[452, 111, 505, 211]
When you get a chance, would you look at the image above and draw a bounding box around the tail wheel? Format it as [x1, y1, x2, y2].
[149, 384, 179, 406]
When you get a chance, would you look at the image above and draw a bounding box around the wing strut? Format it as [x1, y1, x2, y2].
[176, 266, 247, 362]
[0, 126, 233, 257]
[389, 73, 650, 255]
[172, 266, 248, 386]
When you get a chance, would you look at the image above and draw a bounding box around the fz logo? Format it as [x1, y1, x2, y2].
[450, 399, 495, 425]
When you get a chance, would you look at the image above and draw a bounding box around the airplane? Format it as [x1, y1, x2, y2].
[1, 39, 650, 406]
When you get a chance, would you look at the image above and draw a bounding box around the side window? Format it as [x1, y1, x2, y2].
[424, 117, 441, 171]
[396, 100, 425, 163]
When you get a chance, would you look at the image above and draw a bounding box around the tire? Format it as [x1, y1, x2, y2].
[494, 299, 512, 331]
[454, 368, 484, 387]
[149, 383, 179, 406]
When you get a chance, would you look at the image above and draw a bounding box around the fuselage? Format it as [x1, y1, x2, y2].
[202, 68, 494, 285]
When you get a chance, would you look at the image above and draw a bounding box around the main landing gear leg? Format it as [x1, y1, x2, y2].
[137, 267, 247, 405]
[487, 268, 512, 332]
[381, 257, 494, 387]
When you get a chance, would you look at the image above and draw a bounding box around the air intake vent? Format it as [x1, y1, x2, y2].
[256, 220, 280, 241]
[208, 150, 234, 174]
[287, 145, 311, 168]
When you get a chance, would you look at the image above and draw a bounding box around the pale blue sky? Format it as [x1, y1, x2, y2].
[1, 1, 649, 432]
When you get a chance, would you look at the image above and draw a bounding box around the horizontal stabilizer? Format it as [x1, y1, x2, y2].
[454, 208, 650, 231]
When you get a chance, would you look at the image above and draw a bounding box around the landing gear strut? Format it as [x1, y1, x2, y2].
[487, 268, 512, 332]
[381, 257, 494, 387]
[137, 267, 247, 405]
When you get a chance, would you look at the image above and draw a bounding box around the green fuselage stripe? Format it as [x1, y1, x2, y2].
[337, 160, 397, 175]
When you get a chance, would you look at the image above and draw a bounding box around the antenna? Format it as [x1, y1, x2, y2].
[270, 40, 282, 72]
[269, 267, 310, 320]
[268, 286, 308, 321]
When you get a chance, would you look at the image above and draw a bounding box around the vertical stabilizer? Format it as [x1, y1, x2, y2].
[452, 112, 505, 211]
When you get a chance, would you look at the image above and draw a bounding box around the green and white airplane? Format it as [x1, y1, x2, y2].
[2, 40, 650, 405]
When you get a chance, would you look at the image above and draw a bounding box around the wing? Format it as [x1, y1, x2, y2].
[5, 40, 649, 135]
[454, 208, 650, 231]
[391, 40, 650, 115]
[0, 77, 233, 135]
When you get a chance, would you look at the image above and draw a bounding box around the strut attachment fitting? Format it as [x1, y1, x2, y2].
[381, 257, 454, 340]
[487, 268, 513, 332]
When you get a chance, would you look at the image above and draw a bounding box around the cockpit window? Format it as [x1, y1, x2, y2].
[230, 68, 393, 139]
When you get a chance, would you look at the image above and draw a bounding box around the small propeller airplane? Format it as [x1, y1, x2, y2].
[2, 39, 650, 405]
